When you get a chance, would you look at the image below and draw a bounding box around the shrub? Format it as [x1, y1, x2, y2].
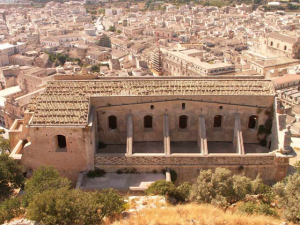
[87, 168, 106, 178]
[232, 175, 252, 201]
[175, 182, 191, 202]
[26, 188, 124, 225]
[0, 198, 24, 224]
[108, 26, 116, 32]
[189, 168, 270, 206]
[22, 166, 71, 206]
[294, 161, 300, 174]
[256, 203, 278, 216]
[273, 172, 300, 223]
[91, 65, 100, 72]
[237, 201, 277, 217]
[189, 168, 234, 206]
[0, 154, 25, 201]
[128, 167, 137, 173]
[146, 180, 176, 197]
[120, 167, 137, 174]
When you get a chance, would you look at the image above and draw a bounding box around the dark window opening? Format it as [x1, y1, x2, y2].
[108, 115, 117, 129]
[150, 105, 154, 110]
[179, 115, 188, 129]
[219, 106, 223, 109]
[248, 115, 258, 129]
[144, 115, 153, 128]
[57, 135, 66, 148]
[182, 103, 185, 110]
[284, 45, 287, 50]
[214, 115, 222, 128]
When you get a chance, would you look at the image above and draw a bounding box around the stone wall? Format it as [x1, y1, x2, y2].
[94, 155, 288, 184]
[94, 155, 275, 165]
[21, 126, 91, 182]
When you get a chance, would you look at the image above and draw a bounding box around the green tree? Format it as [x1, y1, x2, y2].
[117, 29, 122, 34]
[22, 166, 70, 206]
[57, 54, 68, 65]
[26, 188, 124, 225]
[108, 26, 116, 32]
[98, 8, 105, 15]
[0, 197, 24, 224]
[273, 172, 300, 223]
[91, 65, 100, 72]
[189, 168, 269, 206]
[0, 154, 24, 202]
[0, 137, 10, 153]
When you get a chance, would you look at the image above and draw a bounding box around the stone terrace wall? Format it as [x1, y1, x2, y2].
[94, 155, 275, 165]
[94, 155, 288, 184]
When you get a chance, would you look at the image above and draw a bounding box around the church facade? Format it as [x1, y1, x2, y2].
[9, 77, 291, 183]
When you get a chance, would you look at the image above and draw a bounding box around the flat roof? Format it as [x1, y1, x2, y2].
[0, 86, 21, 97]
[0, 43, 14, 50]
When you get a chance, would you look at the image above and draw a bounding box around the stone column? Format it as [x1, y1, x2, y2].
[198, 115, 208, 155]
[126, 113, 133, 157]
[164, 114, 171, 156]
[233, 113, 244, 155]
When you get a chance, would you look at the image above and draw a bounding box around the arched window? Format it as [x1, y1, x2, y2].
[270, 41, 273, 46]
[213, 115, 222, 128]
[144, 115, 153, 129]
[248, 115, 258, 129]
[57, 135, 66, 149]
[108, 115, 117, 129]
[179, 115, 188, 129]
[284, 45, 287, 51]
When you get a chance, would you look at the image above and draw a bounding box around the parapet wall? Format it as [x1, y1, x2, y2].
[95, 155, 289, 184]
[95, 155, 275, 165]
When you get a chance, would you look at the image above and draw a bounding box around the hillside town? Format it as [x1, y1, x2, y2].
[0, 0, 300, 224]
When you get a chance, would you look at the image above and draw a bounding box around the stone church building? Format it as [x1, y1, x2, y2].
[9, 77, 292, 183]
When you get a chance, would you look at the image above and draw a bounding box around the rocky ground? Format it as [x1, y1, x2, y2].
[3, 218, 39, 225]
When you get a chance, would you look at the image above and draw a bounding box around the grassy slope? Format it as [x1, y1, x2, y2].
[111, 203, 289, 225]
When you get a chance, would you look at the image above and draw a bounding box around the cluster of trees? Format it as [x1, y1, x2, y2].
[0, 161, 125, 224]
[287, 3, 300, 10]
[146, 164, 300, 223]
[46, 52, 81, 67]
[1, 149, 300, 224]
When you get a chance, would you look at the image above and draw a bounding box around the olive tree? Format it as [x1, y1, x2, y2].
[0, 154, 24, 201]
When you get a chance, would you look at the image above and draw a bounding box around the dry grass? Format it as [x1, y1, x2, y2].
[111, 204, 289, 225]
